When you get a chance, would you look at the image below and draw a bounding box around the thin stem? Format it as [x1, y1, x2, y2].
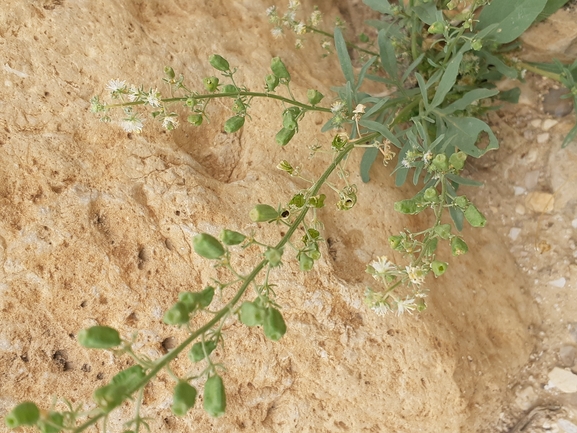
[307, 26, 379, 57]
[516, 61, 562, 82]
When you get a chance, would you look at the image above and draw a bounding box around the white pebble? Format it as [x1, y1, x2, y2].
[525, 170, 540, 190]
[572, 219, 577, 229]
[542, 119, 558, 131]
[549, 277, 566, 288]
[509, 227, 522, 241]
[515, 204, 526, 215]
[558, 418, 577, 433]
[514, 186, 526, 196]
[547, 367, 577, 393]
[537, 132, 550, 144]
[530, 119, 542, 128]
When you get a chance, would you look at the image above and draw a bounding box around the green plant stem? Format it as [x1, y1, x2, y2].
[307, 27, 379, 57]
[516, 61, 562, 81]
[71, 140, 358, 433]
[109, 91, 332, 113]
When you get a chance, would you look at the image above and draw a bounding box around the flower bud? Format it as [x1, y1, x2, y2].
[193, 233, 225, 259]
[4, 402, 40, 428]
[220, 229, 246, 246]
[299, 252, 314, 271]
[275, 127, 296, 146]
[264, 308, 287, 341]
[450, 237, 468, 256]
[185, 97, 196, 108]
[431, 260, 448, 277]
[471, 40, 483, 51]
[432, 154, 449, 171]
[249, 204, 279, 222]
[332, 133, 348, 151]
[203, 375, 226, 418]
[282, 110, 298, 130]
[232, 99, 246, 113]
[209, 54, 230, 72]
[264, 247, 283, 267]
[464, 204, 487, 227]
[265, 74, 279, 91]
[172, 382, 198, 416]
[203, 76, 220, 92]
[187, 114, 203, 126]
[307, 89, 324, 105]
[389, 235, 403, 250]
[164, 66, 175, 80]
[270, 57, 290, 80]
[434, 223, 452, 239]
[223, 115, 245, 133]
[163, 302, 190, 325]
[78, 326, 121, 349]
[428, 21, 445, 34]
[423, 187, 438, 201]
[394, 199, 418, 214]
[239, 301, 266, 327]
[454, 196, 468, 209]
[449, 151, 467, 171]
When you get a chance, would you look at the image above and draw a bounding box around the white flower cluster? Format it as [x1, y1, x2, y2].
[266, 2, 323, 49]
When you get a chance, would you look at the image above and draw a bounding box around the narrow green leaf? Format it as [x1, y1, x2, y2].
[441, 88, 499, 114]
[442, 117, 499, 157]
[449, 206, 465, 231]
[477, 51, 518, 79]
[334, 27, 354, 85]
[431, 53, 463, 109]
[359, 119, 401, 147]
[378, 29, 398, 81]
[360, 147, 379, 183]
[401, 53, 425, 83]
[561, 121, 577, 148]
[363, 0, 392, 14]
[497, 87, 521, 103]
[356, 57, 377, 92]
[415, 72, 430, 110]
[477, 0, 547, 44]
[363, 97, 389, 118]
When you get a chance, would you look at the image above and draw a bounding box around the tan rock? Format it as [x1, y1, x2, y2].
[525, 191, 555, 213]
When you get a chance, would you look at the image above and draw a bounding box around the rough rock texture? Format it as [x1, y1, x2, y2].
[0, 1, 537, 432]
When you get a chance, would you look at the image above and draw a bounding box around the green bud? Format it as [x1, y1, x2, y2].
[172, 382, 197, 416]
[389, 235, 403, 250]
[232, 98, 246, 113]
[163, 302, 190, 325]
[428, 21, 445, 34]
[209, 54, 230, 72]
[239, 301, 266, 327]
[249, 204, 279, 222]
[193, 233, 225, 259]
[4, 402, 40, 428]
[203, 76, 219, 92]
[431, 260, 448, 277]
[282, 110, 298, 130]
[307, 89, 324, 105]
[275, 127, 296, 146]
[38, 411, 64, 433]
[164, 66, 175, 80]
[432, 154, 449, 171]
[471, 40, 483, 51]
[434, 223, 452, 239]
[198, 286, 215, 308]
[187, 114, 203, 126]
[423, 187, 438, 201]
[220, 229, 246, 246]
[454, 196, 469, 210]
[394, 199, 418, 215]
[299, 252, 314, 271]
[222, 84, 239, 93]
[332, 133, 348, 151]
[264, 247, 283, 267]
[204, 375, 226, 418]
[78, 326, 121, 349]
[449, 151, 467, 171]
[93, 383, 125, 412]
[111, 365, 146, 389]
[185, 97, 196, 108]
[189, 340, 218, 362]
[265, 74, 280, 91]
[359, 33, 369, 43]
[263, 308, 287, 341]
[270, 57, 290, 81]
[224, 115, 245, 133]
[450, 237, 469, 256]
[464, 204, 487, 227]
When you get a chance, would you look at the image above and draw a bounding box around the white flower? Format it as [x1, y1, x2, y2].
[146, 89, 161, 107]
[120, 116, 144, 133]
[402, 159, 411, 168]
[294, 21, 306, 35]
[162, 115, 179, 130]
[288, 0, 300, 10]
[331, 100, 345, 113]
[321, 41, 331, 50]
[106, 79, 126, 93]
[271, 27, 283, 39]
[310, 10, 322, 27]
[266, 5, 276, 16]
[295, 39, 304, 49]
[370, 256, 396, 275]
[127, 87, 140, 102]
[396, 298, 416, 315]
[405, 265, 425, 286]
[353, 104, 366, 114]
[372, 303, 390, 316]
[423, 150, 433, 164]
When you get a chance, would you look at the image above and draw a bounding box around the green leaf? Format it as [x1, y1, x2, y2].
[535, 0, 571, 23]
[562, 121, 577, 148]
[431, 53, 463, 109]
[378, 29, 398, 82]
[363, 0, 392, 14]
[477, 51, 518, 79]
[442, 117, 499, 157]
[449, 206, 464, 231]
[359, 119, 401, 147]
[334, 27, 354, 85]
[356, 56, 377, 91]
[401, 53, 425, 83]
[413, 2, 440, 25]
[360, 147, 379, 183]
[476, 0, 547, 44]
[497, 87, 521, 103]
[415, 72, 430, 110]
[441, 88, 499, 114]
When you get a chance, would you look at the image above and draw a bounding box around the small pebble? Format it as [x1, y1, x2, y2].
[531, 119, 543, 128]
[525, 171, 540, 190]
[515, 204, 526, 215]
[569, 323, 577, 343]
[559, 345, 577, 368]
[515, 386, 538, 410]
[543, 87, 574, 118]
[525, 191, 555, 213]
[547, 367, 577, 393]
[549, 277, 567, 288]
[509, 227, 522, 241]
[558, 419, 577, 433]
[543, 119, 559, 131]
[514, 186, 526, 196]
[572, 219, 577, 229]
[537, 132, 551, 144]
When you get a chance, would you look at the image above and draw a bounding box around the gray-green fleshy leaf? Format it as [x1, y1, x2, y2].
[431, 53, 463, 109]
[360, 147, 379, 183]
[334, 27, 354, 85]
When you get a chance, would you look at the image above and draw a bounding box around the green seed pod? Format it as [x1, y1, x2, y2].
[309, 246, 321, 261]
[289, 193, 306, 208]
[265, 74, 279, 91]
[450, 237, 469, 256]
[164, 66, 175, 80]
[332, 133, 348, 151]
[282, 110, 298, 130]
[389, 235, 403, 250]
[428, 21, 445, 34]
[209, 54, 230, 72]
[220, 229, 246, 246]
[189, 340, 218, 362]
[464, 204, 487, 228]
[432, 154, 449, 171]
[4, 402, 40, 428]
[187, 114, 203, 126]
[163, 302, 190, 325]
[275, 127, 296, 146]
[193, 233, 225, 259]
[222, 84, 239, 94]
[264, 247, 283, 267]
[307, 89, 324, 105]
[111, 365, 146, 389]
[78, 326, 121, 349]
[38, 411, 64, 433]
[239, 301, 266, 327]
[203, 76, 220, 92]
[454, 196, 469, 210]
[449, 151, 467, 171]
[270, 57, 290, 81]
[224, 115, 245, 133]
[431, 260, 448, 277]
[394, 199, 418, 215]
[185, 97, 196, 108]
[263, 308, 287, 341]
[307, 194, 326, 209]
[249, 204, 279, 222]
[434, 223, 452, 239]
[204, 375, 226, 418]
[178, 291, 201, 312]
[423, 187, 438, 201]
[93, 383, 125, 412]
[299, 252, 314, 272]
[232, 98, 246, 113]
[172, 381, 198, 416]
[198, 286, 215, 308]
